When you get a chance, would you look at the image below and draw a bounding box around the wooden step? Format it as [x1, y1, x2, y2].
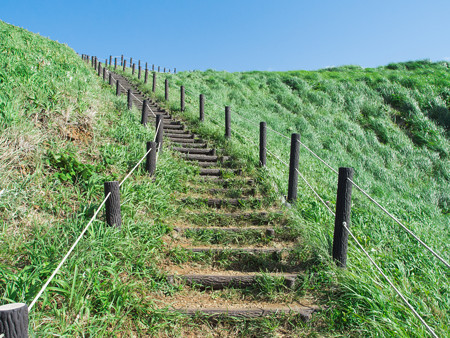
[170, 138, 203, 144]
[165, 133, 195, 139]
[178, 143, 208, 148]
[168, 273, 297, 289]
[182, 198, 261, 208]
[174, 226, 275, 237]
[184, 154, 218, 162]
[199, 168, 241, 176]
[163, 124, 184, 130]
[173, 147, 215, 155]
[174, 307, 315, 320]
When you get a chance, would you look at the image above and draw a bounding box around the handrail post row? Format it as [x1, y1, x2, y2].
[165, 79, 169, 101]
[127, 89, 132, 110]
[109, 73, 113, 86]
[138, 65, 141, 79]
[0, 303, 28, 337]
[225, 106, 231, 138]
[259, 122, 267, 167]
[199, 94, 205, 121]
[287, 133, 300, 203]
[141, 99, 148, 125]
[121, 54, 123, 66]
[104, 181, 122, 228]
[116, 80, 120, 96]
[123, 60, 126, 72]
[95, 57, 98, 71]
[146, 141, 157, 176]
[114, 57, 117, 69]
[152, 72, 156, 92]
[144, 69, 149, 84]
[332, 167, 354, 267]
[156, 115, 163, 151]
[180, 86, 185, 111]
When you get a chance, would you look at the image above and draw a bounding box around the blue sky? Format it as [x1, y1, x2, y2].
[1, 0, 449, 72]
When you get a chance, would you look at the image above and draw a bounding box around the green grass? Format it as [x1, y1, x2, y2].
[121, 59, 450, 336]
[1, 19, 449, 336]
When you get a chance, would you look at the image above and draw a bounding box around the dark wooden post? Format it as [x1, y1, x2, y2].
[174, 68, 177, 74]
[156, 115, 163, 150]
[105, 59, 108, 67]
[199, 94, 205, 121]
[158, 66, 160, 72]
[109, 73, 113, 86]
[103, 67, 106, 81]
[91, 56, 94, 67]
[138, 66, 141, 79]
[116, 80, 120, 96]
[127, 89, 132, 110]
[164, 67, 166, 73]
[332, 167, 354, 267]
[141, 99, 148, 125]
[287, 133, 300, 203]
[109, 55, 112, 66]
[165, 79, 169, 101]
[225, 106, 231, 138]
[123, 60, 126, 72]
[138, 60, 141, 68]
[132, 63, 135, 75]
[144, 69, 148, 84]
[146, 141, 157, 176]
[114, 57, 117, 69]
[152, 72, 156, 92]
[98, 63, 102, 76]
[121, 54, 123, 66]
[180, 86, 185, 111]
[152, 64, 155, 71]
[0, 303, 28, 338]
[260, 122, 267, 167]
[145, 62, 148, 70]
[130, 57, 133, 66]
[104, 181, 121, 228]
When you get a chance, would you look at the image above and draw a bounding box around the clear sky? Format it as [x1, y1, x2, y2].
[1, 0, 450, 72]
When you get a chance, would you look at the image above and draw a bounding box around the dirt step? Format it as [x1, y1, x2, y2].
[178, 143, 208, 148]
[184, 154, 218, 162]
[173, 307, 315, 320]
[164, 129, 190, 135]
[199, 168, 241, 176]
[174, 226, 275, 236]
[181, 198, 262, 208]
[165, 133, 195, 139]
[173, 147, 215, 155]
[170, 138, 204, 144]
[168, 273, 297, 289]
[163, 124, 184, 130]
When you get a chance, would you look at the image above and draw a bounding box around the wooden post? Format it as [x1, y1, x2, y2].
[109, 73, 113, 86]
[165, 79, 169, 101]
[116, 80, 120, 96]
[180, 86, 185, 111]
[145, 62, 148, 70]
[130, 57, 133, 67]
[260, 122, 267, 167]
[164, 67, 166, 73]
[123, 60, 126, 72]
[287, 133, 300, 203]
[127, 89, 132, 110]
[225, 106, 231, 138]
[104, 181, 121, 228]
[199, 94, 205, 121]
[109, 55, 112, 66]
[144, 69, 149, 84]
[158, 66, 160, 72]
[138, 66, 141, 79]
[141, 99, 148, 125]
[114, 57, 117, 69]
[132, 63, 135, 75]
[98, 63, 102, 76]
[152, 72, 156, 92]
[0, 303, 28, 338]
[138, 60, 141, 68]
[103, 67, 106, 81]
[121, 54, 123, 66]
[332, 167, 354, 267]
[105, 58, 108, 67]
[146, 141, 157, 176]
[174, 68, 177, 74]
[156, 115, 163, 150]
[152, 64, 155, 71]
[91, 56, 94, 67]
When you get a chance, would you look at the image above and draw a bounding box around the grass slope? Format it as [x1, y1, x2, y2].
[124, 60, 450, 336]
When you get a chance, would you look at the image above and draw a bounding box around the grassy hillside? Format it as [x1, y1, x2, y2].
[1, 18, 448, 336]
[123, 60, 450, 336]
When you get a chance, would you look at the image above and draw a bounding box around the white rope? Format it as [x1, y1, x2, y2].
[119, 147, 153, 187]
[231, 128, 258, 148]
[348, 178, 450, 269]
[28, 192, 111, 311]
[297, 140, 338, 175]
[266, 147, 289, 168]
[295, 168, 335, 216]
[343, 222, 438, 338]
